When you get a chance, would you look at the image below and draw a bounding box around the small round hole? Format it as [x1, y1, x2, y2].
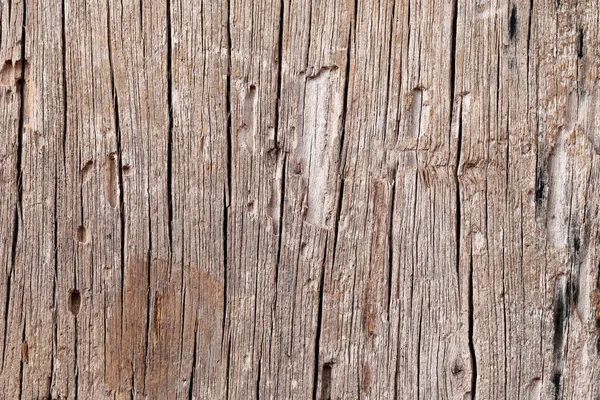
[69, 289, 81, 316]
[77, 226, 88, 243]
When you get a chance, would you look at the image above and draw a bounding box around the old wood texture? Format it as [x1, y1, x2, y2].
[1, 0, 599, 398]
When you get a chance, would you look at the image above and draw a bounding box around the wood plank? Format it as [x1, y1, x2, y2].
[0, 0, 599, 398]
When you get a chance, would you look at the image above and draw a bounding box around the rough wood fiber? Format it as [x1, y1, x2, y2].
[0, 0, 599, 399]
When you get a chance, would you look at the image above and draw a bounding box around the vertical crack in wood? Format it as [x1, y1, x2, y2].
[551, 276, 568, 398]
[222, 190, 229, 338]
[224, 0, 233, 394]
[51, 109, 59, 399]
[18, 321, 25, 398]
[526, 0, 534, 66]
[448, 0, 457, 124]
[6, 0, 12, 35]
[187, 330, 197, 400]
[596, 261, 600, 354]
[74, 305, 79, 400]
[271, 0, 286, 364]
[225, 336, 232, 400]
[303, 1, 313, 71]
[577, 28, 584, 59]
[500, 25, 510, 397]
[3, 232, 12, 367]
[273, 0, 284, 147]
[143, 249, 152, 393]
[9, 0, 27, 390]
[272, 153, 286, 335]
[106, 0, 128, 387]
[14, 2, 26, 276]
[61, 0, 76, 396]
[289, 220, 305, 391]
[221, 181, 230, 344]
[560, 205, 583, 396]
[256, 355, 262, 400]
[416, 301, 423, 399]
[509, 5, 517, 42]
[61, 1, 67, 170]
[177, 282, 186, 383]
[223, 0, 232, 356]
[139, 0, 144, 37]
[165, 0, 180, 386]
[449, 0, 477, 395]
[453, 104, 462, 299]
[349, 257, 359, 394]
[102, 293, 108, 389]
[387, 172, 396, 319]
[312, 237, 328, 400]
[382, 1, 395, 145]
[4, 0, 26, 371]
[406, 1, 411, 62]
[251, 230, 262, 390]
[468, 252, 477, 398]
[313, 13, 353, 399]
[352, 0, 358, 36]
[526, 0, 536, 222]
[449, 0, 460, 307]
[166, 0, 173, 256]
[384, 0, 397, 323]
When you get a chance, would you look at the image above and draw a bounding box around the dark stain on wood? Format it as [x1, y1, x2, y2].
[535, 169, 546, 206]
[551, 277, 569, 397]
[572, 236, 581, 259]
[596, 260, 600, 289]
[321, 362, 333, 400]
[509, 5, 517, 41]
[69, 289, 81, 316]
[578, 28, 585, 59]
[554, 280, 569, 339]
[76, 225, 88, 243]
[567, 274, 579, 309]
[106, 256, 224, 396]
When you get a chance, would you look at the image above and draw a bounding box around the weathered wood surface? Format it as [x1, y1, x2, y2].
[1, 0, 599, 398]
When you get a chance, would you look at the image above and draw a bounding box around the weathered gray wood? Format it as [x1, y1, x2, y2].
[0, 0, 25, 397]
[1, 0, 600, 399]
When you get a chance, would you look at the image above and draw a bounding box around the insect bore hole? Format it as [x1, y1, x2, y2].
[69, 289, 81, 316]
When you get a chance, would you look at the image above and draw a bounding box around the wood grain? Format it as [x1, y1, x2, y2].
[0, 0, 599, 398]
